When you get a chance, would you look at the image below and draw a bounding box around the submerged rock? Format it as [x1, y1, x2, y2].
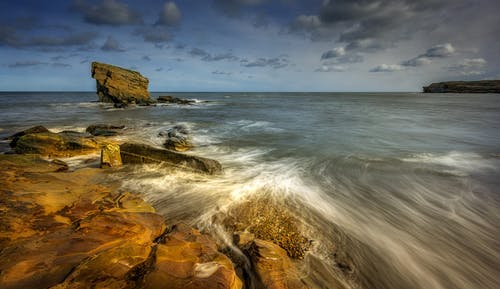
[220, 197, 311, 259]
[157, 95, 194, 105]
[86, 124, 125, 136]
[160, 124, 193, 152]
[91, 62, 151, 105]
[120, 142, 222, 174]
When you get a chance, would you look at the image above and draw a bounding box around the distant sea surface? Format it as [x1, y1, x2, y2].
[1, 92, 500, 289]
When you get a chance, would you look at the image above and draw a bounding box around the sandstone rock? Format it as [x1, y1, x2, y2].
[13, 131, 101, 157]
[423, 80, 500, 93]
[120, 142, 222, 174]
[143, 223, 242, 289]
[245, 239, 307, 289]
[221, 197, 310, 259]
[160, 124, 193, 152]
[86, 124, 125, 136]
[91, 62, 150, 105]
[157, 95, 194, 105]
[101, 143, 122, 168]
[7, 125, 49, 148]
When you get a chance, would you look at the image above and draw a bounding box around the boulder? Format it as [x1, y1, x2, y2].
[86, 124, 125, 136]
[7, 125, 49, 148]
[91, 62, 151, 105]
[244, 239, 308, 289]
[143, 223, 243, 289]
[157, 95, 194, 105]
[120, 142, 222, 174]
[423, 80, 500, 93]
[101, 143, 122, 168]
[160, 124, 193, 152]
[13, 131, 101, 157]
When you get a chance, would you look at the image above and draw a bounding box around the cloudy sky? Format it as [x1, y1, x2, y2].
[1, 0, 499, 91]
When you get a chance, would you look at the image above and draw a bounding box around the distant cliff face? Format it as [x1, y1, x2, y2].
[423, 80, 500, 93]
[91, 62, 150, 104]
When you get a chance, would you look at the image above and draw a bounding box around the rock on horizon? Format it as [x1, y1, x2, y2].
[91, 62, 150, 105]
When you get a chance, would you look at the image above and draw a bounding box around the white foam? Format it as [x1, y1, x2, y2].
[401, 151, 497, 173]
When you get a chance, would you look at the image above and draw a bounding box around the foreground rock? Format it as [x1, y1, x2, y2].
[91, 62, 151, 105]
[101, 143, 123, 167]
[0, 154, 242, 289]
[143, 223, 242, 289]
[423, 80, 500, 93]
[120, 142, 222, 174]
[14, 131, 102, 157]
[160, 124, 193, 151]
[157, 95, 195, 105]
[236, 235, 307, 289]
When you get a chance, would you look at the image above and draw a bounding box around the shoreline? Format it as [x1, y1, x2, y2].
[0, 126, 313, 289]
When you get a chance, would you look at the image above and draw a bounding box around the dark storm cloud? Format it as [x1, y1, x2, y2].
[189, 48, 239, 62]
[101, 36, 125, 51]
[291, 0, 458, 51]
[213, 0, 267, 16]
[370, 43, 456, 72]
[240, 56, 289, 69]
[447, 58, 486, 76]
[72, 0, 142, 26]
[134, 26, 171, 43]
[156, 2, 181, 26]
[8, 60, 72, 68]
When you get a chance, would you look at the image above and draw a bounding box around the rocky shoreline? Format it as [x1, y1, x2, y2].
[0, 125, 313, 289]
[423, 80, 500, 93]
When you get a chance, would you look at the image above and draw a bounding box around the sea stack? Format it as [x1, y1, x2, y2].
[423, 80, 500, 93]
[91, 62, 150, 105]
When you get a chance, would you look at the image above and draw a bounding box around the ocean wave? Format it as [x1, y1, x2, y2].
[401, 151, 498, 173]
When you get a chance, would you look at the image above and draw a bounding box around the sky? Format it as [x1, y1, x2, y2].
[0, 0, 499, 92]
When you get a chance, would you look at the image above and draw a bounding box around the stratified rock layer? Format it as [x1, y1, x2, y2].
[91, 62, 150, 104]
[0, 154, 242, 289]
[423, 80, 500, 93]
[120, 142, 222, 174]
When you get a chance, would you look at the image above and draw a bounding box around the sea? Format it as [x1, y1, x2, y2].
[1, 92, 499, 289]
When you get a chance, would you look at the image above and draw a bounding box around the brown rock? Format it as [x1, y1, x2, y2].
[120, 142, 222, 174]
[91, 62, 150, 105]
[7, 125, 49, 148]
[13, 131, 101, 157]
[143, 223, 243, 289]
[101, 143, 122, 168]
[157, 95, 194, 105]
[86, 124, 125, 136]
[246, 239, 307, 289]
[160, 124, 193, 152]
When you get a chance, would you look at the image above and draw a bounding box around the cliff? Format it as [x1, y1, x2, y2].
[423, 80, 500, 93]
[91, 62, 151, 105]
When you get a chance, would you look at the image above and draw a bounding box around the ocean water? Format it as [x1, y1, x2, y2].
[1, 92, 500, 289]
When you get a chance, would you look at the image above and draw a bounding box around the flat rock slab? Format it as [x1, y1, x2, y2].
[120, 142, 222, 175]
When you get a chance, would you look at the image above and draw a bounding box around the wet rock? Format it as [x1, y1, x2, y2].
[157, 95, 194, 105]
[221, 197, 311, 259]
[120, 142, 222, 174]
[7, 125, 49, 148]
[245, 239, 308, 289]
[13, 131, 101, 157]
[143, 223, 243, 289]
[91, 62, 151, 105]
[86, 124, 125, 136]
[160, 124, 193, 152]
[101, 143, 122, 168]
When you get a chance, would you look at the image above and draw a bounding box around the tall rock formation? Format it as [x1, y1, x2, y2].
[91, 62, 151, 105]
[423, 80, 500, 93]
